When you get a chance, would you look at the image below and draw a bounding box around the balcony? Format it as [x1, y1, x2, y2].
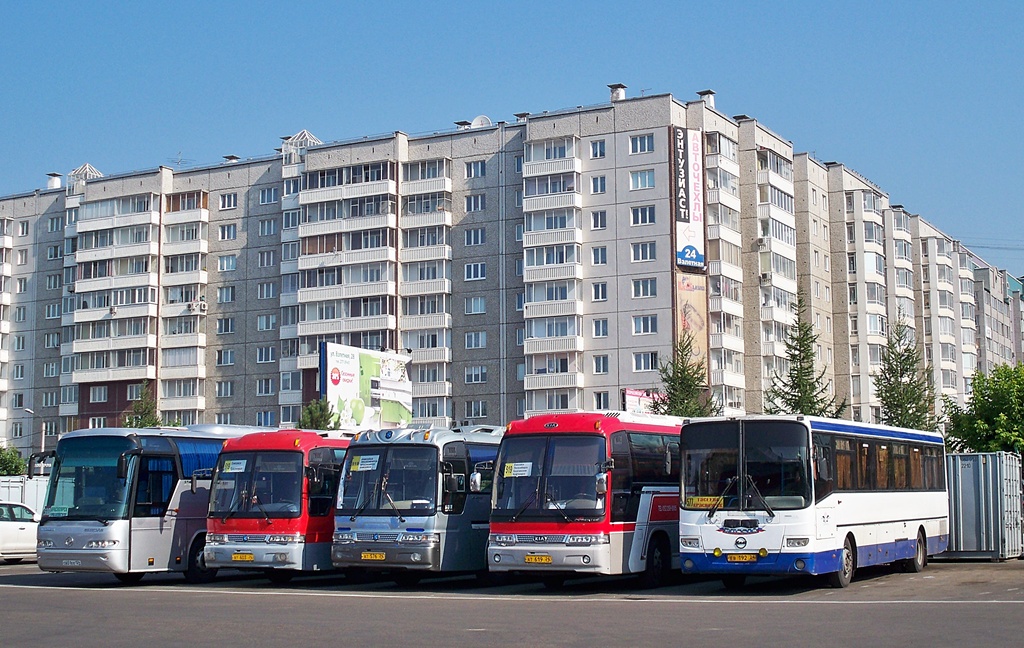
[0, 235, 13, 249]
[298, 212, 397, 238]
[522, 227, 583, 248]
[523, 192, 582, 213]
[0, 293, 9, 307]
[75, 271, 159, 294]
[524, 335, 585, 355]
[756, 169, 794, 195]
[398, 244, 452, 264]
[280, 292, 298, 307]
[160, 365, 207, 380]
[706, 224, 742, 247]
[0, 320, 8, 335]
[0, 262, 11, 277]
[760, 305, 797, 326]
[161, 395, 206, 410]
[74, 303, 159, 323]
[523, 263, 583, 284]
[522, 157, 581, 178]
[757, 203, 795, 226]
[296, 314, 396, 337]
[711, 368, 746, 389]
[402, 177, 452, 196]
[523, 300, 582, 319]
[400, 313, 452, 330]
[400, 279, 451, 297]
[707, 188, 741, 212]
[278, 390, 304, 406]
[279, 324, 298, 340]
[411, 347, 452, 364]
[162, 270, 208, 287]
[524, 372, 584, 391]
[298, 281, 397, 302]
[412, 382, 453, 398]
[297, 246, 396, 270]
[162, 301, 208, 318]
[59, 403, 79, 418]
[298, 179, 396, 205]
[412, 416, 453, 429]
[76, 241, 160, 264]
[73, 365, 156, 384]
[401, 209, 452, 230]
[163, 239, 208, 256]
[160, 333, 207, 349]
[281, 194, 299, 210]
[709, 332, 744, 353]
[163, 208, 210, 225]
[76, 209, 160, 233]
[297, 353, 320, 370]
[283, 162, 304, 179]
[72, 334, 158, 354]
[707, 260, 742, 282]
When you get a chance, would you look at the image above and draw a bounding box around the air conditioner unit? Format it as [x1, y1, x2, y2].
[198, 302, 208, 313]
[187, 302, 197, 311]
[759, 272, 771, 285]
[66, 285, 75, 293]
[109, 306, 117, 315]
[757, 237, 769, 250]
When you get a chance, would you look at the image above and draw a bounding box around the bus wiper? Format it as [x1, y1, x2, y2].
[545, 494, 572, 523]
[379, 472, 406, 523]
[744, 475, 774, 518]
[221, 491, 244, 524]
[249, 490, 273, 525]
[349, 479, 379, 521]
[707, 476, 737, 519]
[510, 488, 539, 523]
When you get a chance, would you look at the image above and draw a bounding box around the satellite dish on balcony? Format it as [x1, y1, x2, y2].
[470, 115, 492, 129]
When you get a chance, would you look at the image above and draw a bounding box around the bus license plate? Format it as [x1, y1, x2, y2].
[62, 560, 82, 567]
[727, 554, 757, 563]
[361, 552, 387, 561]
[231, 553, 255, 562]
[524, 555, 552, 564]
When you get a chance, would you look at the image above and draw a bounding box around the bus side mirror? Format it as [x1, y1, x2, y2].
[26, 450, 55, 479]
[443, 474, 464, 494]
[117, 448, 142, 480]
[469, 472, 482, 493]
[191, 475, 197, 495]
[601, 458, 615, 472]
[595, 473, 608, 496]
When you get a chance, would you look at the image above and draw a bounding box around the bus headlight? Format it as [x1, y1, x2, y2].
[679, 536, 702, 549]
[333, 532, 356, 544]
[565, 534, 610, 546]
[84, 540, 119, 549]
[398, 532, 439, 545]
[37, 539, 53, 549]
[489, 533, 516, 546]
[266, 533, 304, 544]
[785, 537, 810, 548]
[205, 534, 228, 545]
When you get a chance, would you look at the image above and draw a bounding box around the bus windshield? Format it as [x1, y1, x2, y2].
[210, 451, 304, 519]
[338, 445, 438, 517]
[43, 436, 135, 522]
[682, 420, 811, 511]
[493, 434, 606, 520]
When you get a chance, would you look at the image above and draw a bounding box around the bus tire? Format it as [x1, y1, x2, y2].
[265, 569, 296, 584]
[721, 575, 746, 590]
[638, 535, 670, 589]
[184, 535, 218, 584]
[114, 572, 145, 585]
[902, 531, 927, 573]
[827, 535, 855, 588]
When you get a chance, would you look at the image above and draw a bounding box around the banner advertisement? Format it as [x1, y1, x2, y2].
[622, 388, 660, 414]
[319, 342, 413, 429]
[673, 127, 706, 270]
[676, 273, 709, 366]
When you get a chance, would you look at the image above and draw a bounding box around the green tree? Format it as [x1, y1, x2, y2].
[945, 363, 1024, 453]
[0, 446, 26, 476]
[123, 380, 162, 428]
[764, 293, 846, 417]
[299, 398, 341, 431]
[649, 331, 721, 417]
[873, 311, 939, 431]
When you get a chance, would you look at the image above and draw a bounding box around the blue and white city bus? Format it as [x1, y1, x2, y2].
[678, 416, 948, 589]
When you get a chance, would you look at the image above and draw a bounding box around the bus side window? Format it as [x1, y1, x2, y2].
[468, 444, 498, 493]
[610, 432, 633, 522]
[134, 456, 177, 517]
[812, 434, 834, 502]
[442, 442, 469, 515]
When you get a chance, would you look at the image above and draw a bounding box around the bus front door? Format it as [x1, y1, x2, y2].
[129, 455, 181, 572]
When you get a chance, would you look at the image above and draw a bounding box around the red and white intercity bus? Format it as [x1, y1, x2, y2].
[203, 429, 350, 583]
[479, 411, 684, 588]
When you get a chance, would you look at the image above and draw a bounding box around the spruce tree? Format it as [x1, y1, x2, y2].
[649, 330, 721, 417]
[123, 380, 162, 428]
[298, 398, 341, 431]
[764, 293, 846, 417]
[873, 311, 938, 430]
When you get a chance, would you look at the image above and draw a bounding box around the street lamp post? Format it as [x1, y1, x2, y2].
[23, 408, 42, 476]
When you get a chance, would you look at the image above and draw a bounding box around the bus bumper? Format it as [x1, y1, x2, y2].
[332, 541, 441, 571]
[679, 550, 842, 577]
[487, 543, 614, 575]
[205, 542, 332, 572]
[37, 548, 130, 574]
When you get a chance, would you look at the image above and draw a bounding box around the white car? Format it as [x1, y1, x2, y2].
[0, 501, 39, 563]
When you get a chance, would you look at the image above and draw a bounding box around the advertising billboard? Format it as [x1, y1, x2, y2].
[675, 272, 709, 365]
[319, 342, 413, 429]
[673, 127, 706, 270]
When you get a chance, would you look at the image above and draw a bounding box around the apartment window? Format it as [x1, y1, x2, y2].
[16, 278, 27, 293]
[257, 346, 276, 363]
[44, 333, 60, 348]
[633, 314, 658, 335]
[466, 194, 486, 212]
[591, 210, 607, 230]
[124, 383, 143, 401]
[514, 259, 523, 276]
[216, 381, 235, 398]
[89, 417, 107, 429]
[46, 274, 61, 290]
[280, 372, 301, 392]
[257, 314, 277, 331]
[465, 227, 486, 247]
[220, 193, 237, 210]
[218, 255, 237, 272]
[259, 219, 278, 236]
[465, 296, 486, 314]
[631, 241, 656, 262]
[516, 328, 525, 346]
[14, 306, 25, 322]
[591, 176, 606, 194]
[90, 386, 109, 403]
[592, 282, 608, 302]
[466, 160, 486, 178]
[465, 365, 488, 384]
[630, 170, 655, 190]
[283, 210, 300, 229]
[594, 355, 609, 375]
[465, 400, 487, 419]
[465, 331, 487, 349]
[43, 362, 58, 378]
[633, 351, 658, 372]
[217, 286, 236, 303]
[43, 302, 59, 319]
[18, 221, 29, 236]
[215, 413, 233, 425]
[464, 262, 486, 281]
[631, 205, 655, 225]
[257, 378, 275, 396]
[593, 318, 609, 338]
[219, 224, 237, 240]
[632, 278, 657, 298]
[630, 134, 655, 154]
[256, 411, 276, 427]
[515, 224, 524, 241]
[594, 392, 610, 410]
[216, 349, 235, 366]
[284, 179, 300, 195]
[281, 241, 299, 261]
[516, 292, 525, 311]
[11, 423, 23, 438]
[258, 250, 276, 267]
[47, 245, 62, 260]
[13, 335, 25, 351]
[12, 393, 25, 408]
[259, 187, 279, 204]
[216, 317, 235, 334]
[591, 140, 605, 159]
[257, 282, 277, 299]
[16, 249, 26, 265]
[12, 365, 24, 380]
[592, 246, 607, 266]
[514, 156, 523, 173]
[48, 216, 63, 232]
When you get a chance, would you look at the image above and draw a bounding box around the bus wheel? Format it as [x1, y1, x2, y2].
[265, 569, 296, 585]
[184, 535, 218, 584]
[114, 572, 145, 585]
[721, 575, 746, 590]
[638, 536, 670, 589]
[393, 572, 423, 587]
[827, 536, 855, 588]
[902, 531, 927, 573]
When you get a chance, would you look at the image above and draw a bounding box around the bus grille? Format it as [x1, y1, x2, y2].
[356, 532, 401, 542]
[515, 534, 567, 544]
[227, 534, 268, 543]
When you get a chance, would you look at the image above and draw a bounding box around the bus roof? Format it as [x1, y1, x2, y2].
[681, 415, 946, 445]
[59, 424, 273, 442]
[221, 429, 351, 453]
[509, 411, 687, 435]
[350, 425, 503, 448]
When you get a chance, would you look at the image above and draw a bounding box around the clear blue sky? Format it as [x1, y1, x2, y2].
[2, 1, 1021, 275]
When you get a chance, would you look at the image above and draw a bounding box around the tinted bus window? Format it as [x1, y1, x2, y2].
[610, 431, 633, 522]
[909, 446, 924, 489]
[876, 443, 891, 490]
[835, 438, 855, 490]
[892, 443, 909, 489]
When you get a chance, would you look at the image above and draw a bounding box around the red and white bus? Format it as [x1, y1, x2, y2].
[480, 412, 684, 588]
[203, 430, 350, 583]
